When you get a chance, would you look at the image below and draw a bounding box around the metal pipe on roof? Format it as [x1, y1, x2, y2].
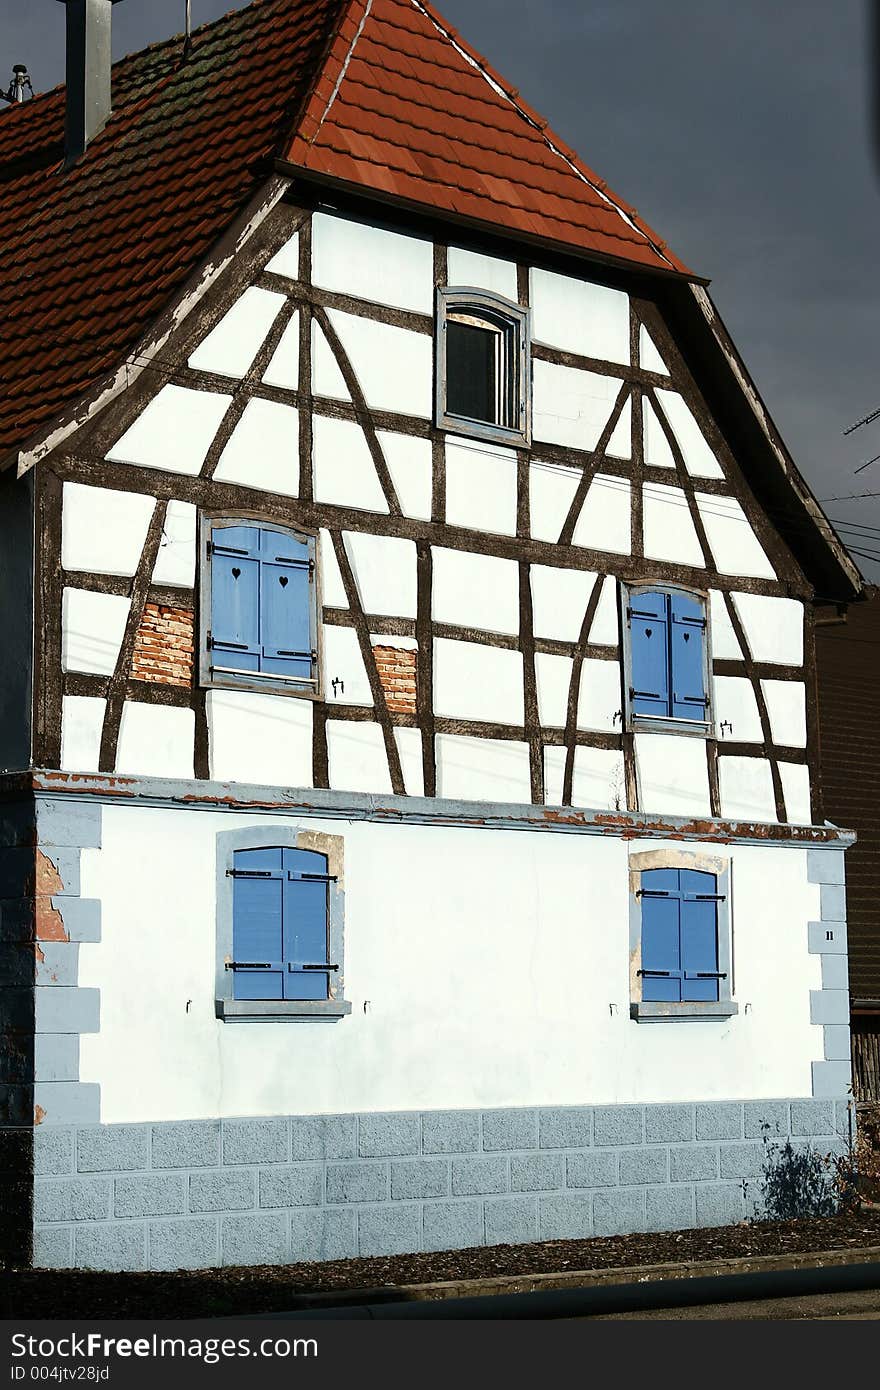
[54, 0, 127, 165]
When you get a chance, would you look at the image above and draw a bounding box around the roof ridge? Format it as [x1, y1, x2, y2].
[294, 0, 373, 149]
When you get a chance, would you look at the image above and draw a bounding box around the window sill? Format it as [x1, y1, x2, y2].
[216, 999, 352, 1022]
[630, 1001, 739, 1022]
[437, 413, 530, 450]
[630, 717, 711, 739]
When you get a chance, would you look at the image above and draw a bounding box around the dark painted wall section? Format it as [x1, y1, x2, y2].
[0, 470, 34, 773]
[0, 796, 36, 1267]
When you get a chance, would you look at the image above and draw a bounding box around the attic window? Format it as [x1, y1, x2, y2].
[436, 287, 531, 446]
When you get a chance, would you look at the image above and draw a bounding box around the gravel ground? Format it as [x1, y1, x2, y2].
[4, 1208, 880, 1318]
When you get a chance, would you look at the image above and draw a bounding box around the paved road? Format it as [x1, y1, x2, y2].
[591, 1288, 880, 1319]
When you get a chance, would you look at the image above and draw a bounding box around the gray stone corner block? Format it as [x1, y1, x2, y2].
[824, 1026, 851, 1061]
[33, 1225, 74, 1269]
[810, 990, 849, 1026]
[357, 1112, 420, 1158]
[57, 899, 101, 944]
[820, 954, 849, 992]
[34, 942, 80, 988]
[422, 1199, 483, 1253]
[34, 1034, 80, 1084]
[36, 798, 102, 850]
[40, 848, 82, 898]
[289, 1207, 357, 1264]
[510, 1153, 564, 1193]
[481, 1108, 538, 1153]
[357, 1203, 421, 1258]
[190, 1170, 256, 1213]
[808, 921, 846, 955]
[646, 1184, 696, 1232]
[593, 1188, 645, 1238]
[326, 1161, 387, 1205]
[390, 1158, 449, 1201]
[594, 1106, 644, 1147]
[538, 1107, 592, 1150]
[222, 1212, 288, 1267]
[807, 848, 845, 887]
[290, 1114, 356, 1161]
[34, 1083, 100, 1126]
[719, 1141, 764, 1180]
[565, 1150, 618, 1189]
[451, 1154, 508, 1197]
[34, 1177, 110, 1223]
[812, 1060, 852, 1099]
[538, 1193, 593, 1241]
[421, 1110, 480, 1155]
[789, 1099, 835, 1136]
[152, 1121, 221, 1169]
[819, 883, 846, 922]
[222, 1118, 289, 1166]
[34, 1126, 74, 1177]
[483, 1195, 538, 1246]
[75, 1222, 147, 1271]
[34, 987, 99, 1036]
[695, 1103, 743, 1141]
[259, 1165, 323, 1209]
[114, 1173, 186, 1219]
[644, 1104, 694, 1144]
[743, 1101, 790, 1139]
[77, 1125, 150, 1174]
[150, 1219, 219, 1271]
[618, 1147, 668, 1187]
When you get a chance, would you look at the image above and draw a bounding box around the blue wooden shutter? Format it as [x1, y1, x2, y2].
[680, 869, 721, 1001]
[231, 847, 284, 1000]
[259, 529, 313, 682]
[670, 592, 708, 721]
[630, 591, 670, 717]
[640, 867, 681, 1001]
[211, 525, 261, 673]
[282, 847, 330, 1001]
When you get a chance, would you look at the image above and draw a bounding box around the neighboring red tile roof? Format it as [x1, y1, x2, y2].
[287, 0, 691, 280]
[0, 0, 691, 461]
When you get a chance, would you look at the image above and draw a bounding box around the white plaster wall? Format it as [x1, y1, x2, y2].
[635, 734, 711, 817]
[642, 399, 675, 470]
[530, 268, 629, 364]
[313, 414, 390, 514]
[62, 483, 154, 577]
[604, 395, 631, 459]
[188, 287, 285, 379]
[431, 548, 520, 634]
[323, 626, 373, 706]
[445, 437, 518, 536]
[591, 577, 620, 646]
[713, 676, 762, 744]
[325, 310, 433, 418]
[60, 696, 105, 772]
[435, 734, 532, 803]
[434, 640, 524, 724]
[530, 565, 596, 642]
[697, 494, 776, 580]
[718, 756, 777, 823]
[578, 658, 623, 730]
[262, 312, 300, 392]
[344, 533, 417, 618]
[534, 653, 571, 728]
[733, 593, 803, 666]
[543, 745, 626, 809]
[327, 720, 392, 794]
[107, 385, 231, 475]
[153, 501, 197, 589]
[639, 326, 668, 375]
[654, 390, 725, 479]
[573, 475, 630, 554]
[265, 230, 299, 279]
[319, 529, 348, 608]
[378, 431, 433, 520]
[762, 679, 807, 747]
[207, 691, 313, 786]
[393, 726, 425, 798]
[447, 246, 518, 302]
[312, 213, 433, 313]
[533, 362, 621, 451]
[213, 399, 299, 496]
[780, 763, 812, 825]
[62, 590, 130, 676]
[116, 703, 195, 780]
[78, 808, 824, 1121]
[312, 320, 351, 401]
[708, 590, 742, 660]
[529, 461, 580, 544]
[642, 482, 704, 567]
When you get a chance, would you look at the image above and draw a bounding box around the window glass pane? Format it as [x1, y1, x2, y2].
[446, 318, 498, 423]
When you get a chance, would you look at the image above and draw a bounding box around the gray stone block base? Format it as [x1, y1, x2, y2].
[30, 1098, 852, 1270]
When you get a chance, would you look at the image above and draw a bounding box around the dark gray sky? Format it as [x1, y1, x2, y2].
[3, 0, 879, 577]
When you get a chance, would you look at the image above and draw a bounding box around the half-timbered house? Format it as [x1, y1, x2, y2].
[0, 0, 864, 1270]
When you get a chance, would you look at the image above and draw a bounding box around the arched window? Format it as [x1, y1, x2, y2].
[199, 517, 319, 696]
[436, 287, 530, 445]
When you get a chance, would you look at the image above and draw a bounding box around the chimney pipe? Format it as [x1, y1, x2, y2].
[55, 0, 124, 164]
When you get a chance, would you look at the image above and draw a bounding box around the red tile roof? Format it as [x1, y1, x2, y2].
[0, 0, 692, 461]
